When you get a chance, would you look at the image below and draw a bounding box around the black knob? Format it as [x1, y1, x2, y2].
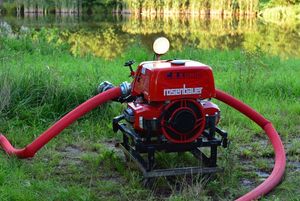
[124, 60, 135, 67]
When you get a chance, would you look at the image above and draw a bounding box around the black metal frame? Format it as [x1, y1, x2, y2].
[113, 115, 228, 178]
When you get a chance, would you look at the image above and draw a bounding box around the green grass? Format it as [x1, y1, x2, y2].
[0, 30, 300, 201]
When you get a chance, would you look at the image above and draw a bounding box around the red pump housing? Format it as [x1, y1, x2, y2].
[125, 60, 219, 143]
[131, 60, 216, 102]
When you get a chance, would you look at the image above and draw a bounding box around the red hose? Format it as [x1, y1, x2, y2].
[215, 89, 286, 201]
[0, 87, 122, 158]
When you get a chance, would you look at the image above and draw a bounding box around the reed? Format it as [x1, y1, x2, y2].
[1, 0, 259, 16]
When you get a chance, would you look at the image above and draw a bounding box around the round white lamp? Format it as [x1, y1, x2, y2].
[153, 37, 170, 60]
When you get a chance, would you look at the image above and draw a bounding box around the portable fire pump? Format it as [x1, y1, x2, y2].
[0, 37, 286, 201]
[101, 56, 228, 177]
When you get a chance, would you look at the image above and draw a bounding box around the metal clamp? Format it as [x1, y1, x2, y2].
[120, 82, 131, 97]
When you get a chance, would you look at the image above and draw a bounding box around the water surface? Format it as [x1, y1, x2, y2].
[1, 14, 299, 59]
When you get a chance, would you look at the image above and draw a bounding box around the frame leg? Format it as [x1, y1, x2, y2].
[147, 146, 155, 171]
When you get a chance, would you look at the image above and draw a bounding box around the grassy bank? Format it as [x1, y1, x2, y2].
[0, 31, 299, 200]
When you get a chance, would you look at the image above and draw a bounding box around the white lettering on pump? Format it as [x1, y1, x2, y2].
[163, 84, 203, 96]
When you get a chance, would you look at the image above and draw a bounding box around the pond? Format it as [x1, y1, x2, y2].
[1, 14, 299, 60]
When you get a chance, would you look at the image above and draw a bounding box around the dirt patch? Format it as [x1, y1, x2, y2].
[289, 161, 300, 171]
[57, 145, 86, 167]
[53, 143, 125, 186]
[102, 140, 127, 162]
[62, 145, 83, 156]
[255, 170, 270, 182]
[102, 140, 123, 153]
[60, 145, 84, 158]
[240, 179, 256, 189]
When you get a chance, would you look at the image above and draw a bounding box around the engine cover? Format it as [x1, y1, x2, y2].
[123, 59, 220, 144]
[131, 60, 216, 102]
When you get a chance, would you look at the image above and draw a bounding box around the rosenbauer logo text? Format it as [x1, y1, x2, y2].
[163, 84, 203, 96]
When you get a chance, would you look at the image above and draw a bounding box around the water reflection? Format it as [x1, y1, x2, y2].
[1, 14, 299, 59]
[1, 14, 123, 30]
[122, 16, 255, 50]
[67, 28, 131, 59]
[122, 15, 300, 59]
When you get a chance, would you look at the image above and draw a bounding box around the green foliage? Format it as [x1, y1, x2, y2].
[122, 0, 259, 14]
[261, 5, 300, 26]
[234, 48, 266, 85]
[2, 0, 299, 15]
[267, 0, 300, 6]
[1, 1, 18, 14]
[1, 0, 119, 14]
[1, 0, 260, 15]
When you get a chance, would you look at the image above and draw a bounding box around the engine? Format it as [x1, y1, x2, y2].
[123, 59, 220, 143]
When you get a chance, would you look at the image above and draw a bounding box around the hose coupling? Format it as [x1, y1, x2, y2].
[120, 82, 131, 97]
[97, 81, 114, 94]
